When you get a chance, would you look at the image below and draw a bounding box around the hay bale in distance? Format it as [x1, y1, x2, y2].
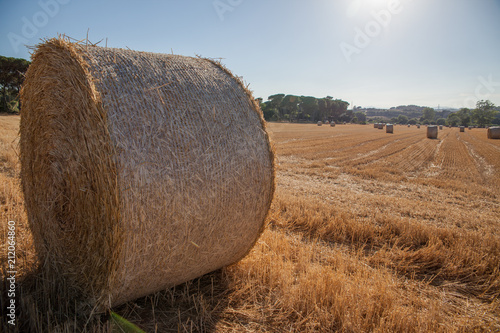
[460, 126, 465, 132]
[416, 124, 421, 129]
[330, 121, 335, 127]
[439, 125, 443, 130]
[20, 38, 275, 310]
[488, 127, 500, 139]
[427, 125, 438, 139]
[318, 121, 322, 126]
[374, 123, 378, 128]
[386, 124, 394, 133]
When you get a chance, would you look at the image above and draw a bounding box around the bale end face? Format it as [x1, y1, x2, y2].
[427, 125, 438, 139]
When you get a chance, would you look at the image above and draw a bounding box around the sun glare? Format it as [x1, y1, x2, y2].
[346, 0, 394, 17]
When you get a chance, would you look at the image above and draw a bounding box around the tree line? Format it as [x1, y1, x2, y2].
[381, 102, 499, 127]
[0, 56, 30, 113]
[1, 54, 498, 127]
[258, 94, 354, 123]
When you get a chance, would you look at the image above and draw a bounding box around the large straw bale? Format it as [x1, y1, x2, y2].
[427, 125, 438, 139]
[460, 126, 465, 132]
[20, 38, 275, 309]
[386, 124, 393, 133]
[488, 127, 500, 139]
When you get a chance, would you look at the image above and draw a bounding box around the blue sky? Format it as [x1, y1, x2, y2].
[1, 0, 499, 109]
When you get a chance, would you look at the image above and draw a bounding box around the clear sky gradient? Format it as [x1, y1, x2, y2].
[1, 0, 499, 109]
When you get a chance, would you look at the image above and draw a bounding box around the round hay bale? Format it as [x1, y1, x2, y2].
[317, 121, 322, 126]
[416, 124, 421, 129]
[407, 124, 410, 127]
[374, 123, 378, 128]
[439, 125, 443, 130]
[488, 127, 500, 139]
[460, 126, 465, 132]
[20, 38, 275, 309]
[386, 124, 394, 133]
[427, 125, 438, 139]
[330, 121, 335, 127]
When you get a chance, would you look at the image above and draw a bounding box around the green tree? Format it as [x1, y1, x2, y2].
[472, 100, 497, 127]
[261, 102, 279, 121]
[301, 96, 319, 121]
[436, 118, 446, 126]
[456, 108, 471, 126]
[354, 111, 366, 123]
[422, 107, 436, 123]
[446, 113, 460, 126]
[281, 95, 301, 121]
[268, 94, 285, 119]
[396, 114, 408, 124]
[0, 55, 30, 113]
[408, 118, 418, 125]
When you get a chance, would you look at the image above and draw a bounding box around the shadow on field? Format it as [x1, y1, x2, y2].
[1, 265, 231, 332]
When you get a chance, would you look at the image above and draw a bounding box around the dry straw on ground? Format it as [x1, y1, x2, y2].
[488, 126, 500, 139]
[20, 38, 275, 310]
[427, 125, 438, 139]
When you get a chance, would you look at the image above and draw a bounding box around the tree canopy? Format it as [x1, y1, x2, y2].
[0, 55, 30, 113]
[445, 101, 498, 127]
[472, 100, 498, 127]
[260, 94, 349, 122]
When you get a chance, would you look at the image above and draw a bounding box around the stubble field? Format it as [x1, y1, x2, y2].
[1, 116, 499, 332]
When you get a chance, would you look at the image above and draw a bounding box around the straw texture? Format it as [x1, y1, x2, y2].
[427, 125, 438, 139]
[488, 127, 500, 139]
[20, 38, 275, 309]
[386, 124, 393, 133]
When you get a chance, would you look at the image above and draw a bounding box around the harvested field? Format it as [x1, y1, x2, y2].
[1, 119, 499, 332]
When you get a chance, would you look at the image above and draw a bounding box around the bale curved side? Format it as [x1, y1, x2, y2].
[21, 38, 275, 309]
